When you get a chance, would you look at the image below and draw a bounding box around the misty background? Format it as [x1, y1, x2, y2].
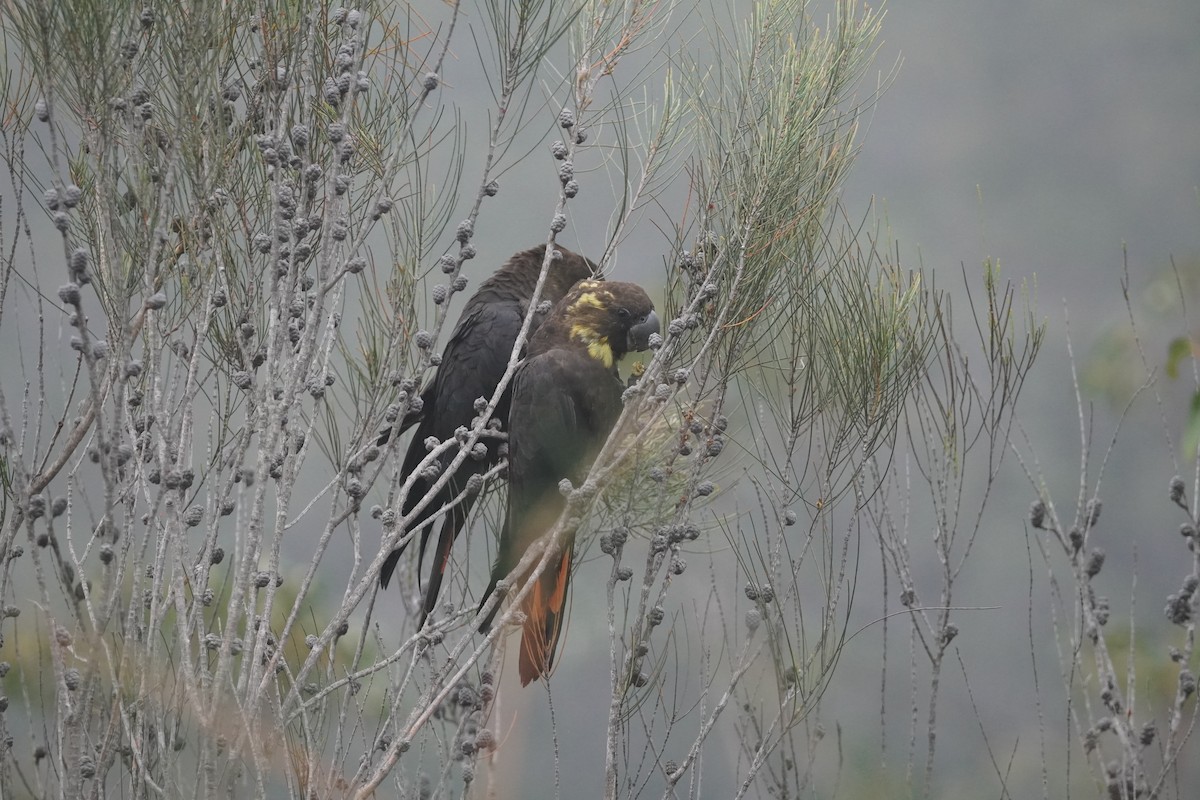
[2, 0, 1197, 796]
[825, 0, 1200, 794]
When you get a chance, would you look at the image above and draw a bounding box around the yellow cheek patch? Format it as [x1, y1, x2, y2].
[567, 283, 615, 367]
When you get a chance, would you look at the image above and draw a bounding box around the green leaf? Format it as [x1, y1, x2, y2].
[1166, 336, 1191, 379]
[1184, 391, 1200, 458]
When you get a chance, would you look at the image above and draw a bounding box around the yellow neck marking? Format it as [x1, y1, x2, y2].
[569, 322, 613, 368]
[587, 338, 614, 368]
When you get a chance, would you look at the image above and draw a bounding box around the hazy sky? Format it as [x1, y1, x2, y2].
[844, 0, 1200, 324]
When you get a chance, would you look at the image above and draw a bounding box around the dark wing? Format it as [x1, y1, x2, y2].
[477, 352, 577, 624]
[478, 349, 622, 685]
[379, 301, 524, 627]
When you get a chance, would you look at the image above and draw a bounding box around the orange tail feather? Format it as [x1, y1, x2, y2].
[517, 548, 573, 686]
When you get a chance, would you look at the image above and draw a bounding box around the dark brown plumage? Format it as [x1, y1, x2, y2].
[477, 280, 659, 685]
